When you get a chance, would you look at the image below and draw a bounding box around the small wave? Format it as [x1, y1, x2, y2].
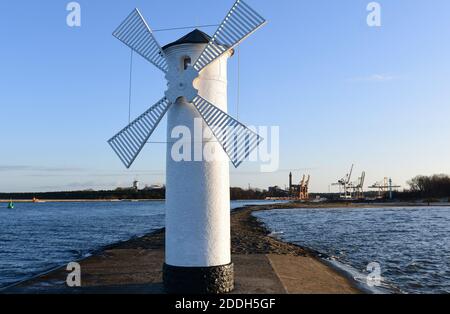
[323, 257, 396, 294]
[268, 231, 284, 237]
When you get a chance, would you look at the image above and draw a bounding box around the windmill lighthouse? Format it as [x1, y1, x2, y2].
[108, 0, 266, 293]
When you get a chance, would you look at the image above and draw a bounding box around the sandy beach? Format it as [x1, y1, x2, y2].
[3, 203, 363, 294]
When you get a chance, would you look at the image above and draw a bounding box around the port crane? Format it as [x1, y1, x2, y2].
[332, 164, 354, 199]
[351, 171, 366, 199]
[368, 177, 401, 199]
[299, 175, 310, 201]
[289, 172, 311, 200]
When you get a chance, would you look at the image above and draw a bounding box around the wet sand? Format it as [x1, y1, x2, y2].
[3, 204, 362, 294]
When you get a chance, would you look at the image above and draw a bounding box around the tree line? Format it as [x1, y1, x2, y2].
[2, 174, 450, 201]
[405, 174, 450, 199]
[0, 187, 269, 201]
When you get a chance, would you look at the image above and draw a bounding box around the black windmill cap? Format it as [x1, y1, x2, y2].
[162, 29, 212, 50]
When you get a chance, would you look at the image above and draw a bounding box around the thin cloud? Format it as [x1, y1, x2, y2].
[231, 167, 318, 175]
[0, 165, 85, 172]
[348, 74, 401, 82]
[37, 181, 115, 191]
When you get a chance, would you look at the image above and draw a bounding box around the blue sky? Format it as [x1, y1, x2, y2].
[1, 0, 450, 193]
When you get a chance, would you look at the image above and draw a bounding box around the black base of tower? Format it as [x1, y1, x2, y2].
[163, 263, 234, 294]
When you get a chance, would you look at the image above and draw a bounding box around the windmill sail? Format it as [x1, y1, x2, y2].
[108, 97, 171, 168]
[193, 0, 266, 72]
[109, 3, 266, 169]
[113, 9, 168, 73]
[192, 95, 262, 168]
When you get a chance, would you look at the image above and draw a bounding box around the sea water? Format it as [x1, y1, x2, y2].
[0, 200, 280, 289]
[253, 206, 450, 294]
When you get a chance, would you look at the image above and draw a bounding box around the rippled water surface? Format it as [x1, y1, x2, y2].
[254, 206, 450, 294]
[0, 200, 279, 289]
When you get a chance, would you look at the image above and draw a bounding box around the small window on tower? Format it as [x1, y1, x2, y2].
[183, 56, 191, 70]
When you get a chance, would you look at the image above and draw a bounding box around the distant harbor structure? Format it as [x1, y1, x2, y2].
[330, 164, 401, 201]
[332, 164, 355, 199]
[289, 172, 311, 201]
[267, 172, 311, 201]
[351, 171, 366, 200]
[108, 0, 266, 293]
[369, 177, 401, 200]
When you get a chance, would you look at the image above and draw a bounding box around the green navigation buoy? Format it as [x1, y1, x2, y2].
[7, 201, 14, 209]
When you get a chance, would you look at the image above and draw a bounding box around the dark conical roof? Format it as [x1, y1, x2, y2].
[162, 29, 212, 50]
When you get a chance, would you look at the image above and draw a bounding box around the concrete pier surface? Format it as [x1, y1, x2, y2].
[3, 205, 361, 294]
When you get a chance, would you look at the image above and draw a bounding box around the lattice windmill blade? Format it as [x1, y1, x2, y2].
[113, 9, 168, 73]
[192, 95, 262, 168]
[193, 0, 266, 72]
[108, 97, 171, 168]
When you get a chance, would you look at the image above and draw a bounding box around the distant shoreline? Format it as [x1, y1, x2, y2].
[0, 199, 265, 203]
[1, 199, 450, 207]
[0, 199, 165, 203]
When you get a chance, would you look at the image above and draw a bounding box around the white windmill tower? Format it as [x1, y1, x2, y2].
[108, 0, 266, 293]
